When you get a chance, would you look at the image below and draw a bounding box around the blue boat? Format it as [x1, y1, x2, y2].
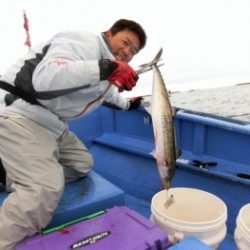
[1, 101, 250, 249]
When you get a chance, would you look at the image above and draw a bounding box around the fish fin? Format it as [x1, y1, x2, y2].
[172, 107, 179, 117]
[176, 148, 182, 159]
[150, 150, 156, 159]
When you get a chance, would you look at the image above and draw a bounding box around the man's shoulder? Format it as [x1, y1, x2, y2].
[53, 30, 97, 41]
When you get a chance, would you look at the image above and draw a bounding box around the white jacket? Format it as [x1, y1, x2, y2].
[0, 31, 130, 138]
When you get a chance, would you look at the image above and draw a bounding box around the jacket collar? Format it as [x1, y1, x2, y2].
[98, 33, 115, 60]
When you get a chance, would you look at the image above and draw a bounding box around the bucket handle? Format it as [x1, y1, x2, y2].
[173, 231, 184, 244]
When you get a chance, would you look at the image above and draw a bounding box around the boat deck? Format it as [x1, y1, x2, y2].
[2, 83, 249, 249]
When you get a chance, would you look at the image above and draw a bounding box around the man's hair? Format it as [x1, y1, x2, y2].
[109, 19, 147, 50]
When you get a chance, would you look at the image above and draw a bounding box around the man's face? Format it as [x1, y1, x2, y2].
[105, 29, 140, 62]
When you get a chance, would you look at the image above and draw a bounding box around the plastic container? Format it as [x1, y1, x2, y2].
[151, 187, 227, 249]
[16, 206, 170, 250]
[234, 203, 250, 250]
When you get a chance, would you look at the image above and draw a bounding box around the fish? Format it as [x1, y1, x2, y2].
[145, 48, 177, 190]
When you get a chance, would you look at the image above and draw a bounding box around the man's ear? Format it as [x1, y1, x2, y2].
[104, 30, 112, 37]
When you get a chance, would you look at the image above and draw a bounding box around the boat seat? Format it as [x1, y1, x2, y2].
[0, 170, 125, 230]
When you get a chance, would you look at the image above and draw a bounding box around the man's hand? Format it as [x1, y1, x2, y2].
[107, 61, 138, 92]
[128, 97, 143, 110]
[99, 59, 139, 92]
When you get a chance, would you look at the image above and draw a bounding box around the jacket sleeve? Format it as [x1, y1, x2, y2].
[32, 32, 100, 98]
[104, 85, 130, 110]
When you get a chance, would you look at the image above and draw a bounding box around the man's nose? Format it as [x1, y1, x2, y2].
[122, 48, 133, 62]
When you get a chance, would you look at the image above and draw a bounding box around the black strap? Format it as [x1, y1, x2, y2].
[0, 159, 6, 186]
[0, 80, 42, 106]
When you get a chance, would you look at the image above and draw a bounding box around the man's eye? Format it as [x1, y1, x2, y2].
[123, 40, 129, 46]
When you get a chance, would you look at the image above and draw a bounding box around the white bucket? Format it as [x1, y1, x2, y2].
[234, 203, 250, 250]
[151, 188, 227, 249]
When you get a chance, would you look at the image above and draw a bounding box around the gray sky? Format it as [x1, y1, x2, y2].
[1, 0, 250, 96]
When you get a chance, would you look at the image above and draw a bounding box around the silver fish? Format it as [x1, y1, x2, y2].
[150, 48, 176, 190]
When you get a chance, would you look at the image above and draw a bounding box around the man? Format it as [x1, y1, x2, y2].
[0, 19, 147, 249]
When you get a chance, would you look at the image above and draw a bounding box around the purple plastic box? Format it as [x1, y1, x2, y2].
[16, 206, 169, 250]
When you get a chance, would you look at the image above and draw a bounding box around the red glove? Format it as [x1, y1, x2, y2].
[107, 61, 139, 92]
